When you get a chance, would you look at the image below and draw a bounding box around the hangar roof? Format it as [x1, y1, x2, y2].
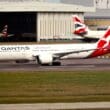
[0, 1, 95, 12]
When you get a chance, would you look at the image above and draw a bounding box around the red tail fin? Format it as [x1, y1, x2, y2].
[97, 27, 110, 48]
[72, 15, 87, 35]
[73, 15, 83, 24]
[2, 25, 8, 37]
[89, 27, 110, 58]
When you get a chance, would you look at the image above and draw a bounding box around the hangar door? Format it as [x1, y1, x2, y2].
[0, 12, 36, 41]
[37, 12, 83, 41]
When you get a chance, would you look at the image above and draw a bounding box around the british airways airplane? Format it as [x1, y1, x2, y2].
[0, 25, 13, 38]
[73, 15, 106, 40]
[0, 27, 110, 65]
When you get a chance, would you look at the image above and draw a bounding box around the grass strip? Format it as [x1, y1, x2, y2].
[0, 71, 110, 103]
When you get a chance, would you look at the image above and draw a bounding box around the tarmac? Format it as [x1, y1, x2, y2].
[1, 102, 110, 110]
[0, 58, 110, 71]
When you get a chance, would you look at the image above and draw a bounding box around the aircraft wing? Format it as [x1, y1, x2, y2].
[7, 34, 14, 37]
[0, 34, 14, 38]
[0, 33, 3, 37]
[72, 35, 85, 40]
[82, 36, 99, 40]
[32, 47, 105, 60]
[54, 48, 100, 58]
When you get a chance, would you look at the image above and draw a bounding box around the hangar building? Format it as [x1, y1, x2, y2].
[0, 0, 95, 42]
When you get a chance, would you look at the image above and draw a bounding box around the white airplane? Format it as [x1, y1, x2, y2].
[0, 25, 14, 38]
[72, 15, 106, 40]
[0, 27, 110, 66]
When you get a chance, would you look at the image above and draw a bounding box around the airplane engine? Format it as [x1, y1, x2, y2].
[37, 54, 53, 65]
[37, 54, 61, 66]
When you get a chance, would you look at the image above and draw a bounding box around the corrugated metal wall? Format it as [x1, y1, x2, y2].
[37, 12, 83, 41]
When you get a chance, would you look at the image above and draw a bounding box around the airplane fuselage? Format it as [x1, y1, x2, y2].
[84, 30, 105, 39]
[0, 44, 96, 61]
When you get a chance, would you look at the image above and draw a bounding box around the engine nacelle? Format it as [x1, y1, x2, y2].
[37, 54, 53, 65]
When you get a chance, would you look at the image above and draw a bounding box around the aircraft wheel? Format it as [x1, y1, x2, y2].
[52, 62, 61, 66]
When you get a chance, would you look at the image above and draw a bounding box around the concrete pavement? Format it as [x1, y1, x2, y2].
[0, 102, 110, 110]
